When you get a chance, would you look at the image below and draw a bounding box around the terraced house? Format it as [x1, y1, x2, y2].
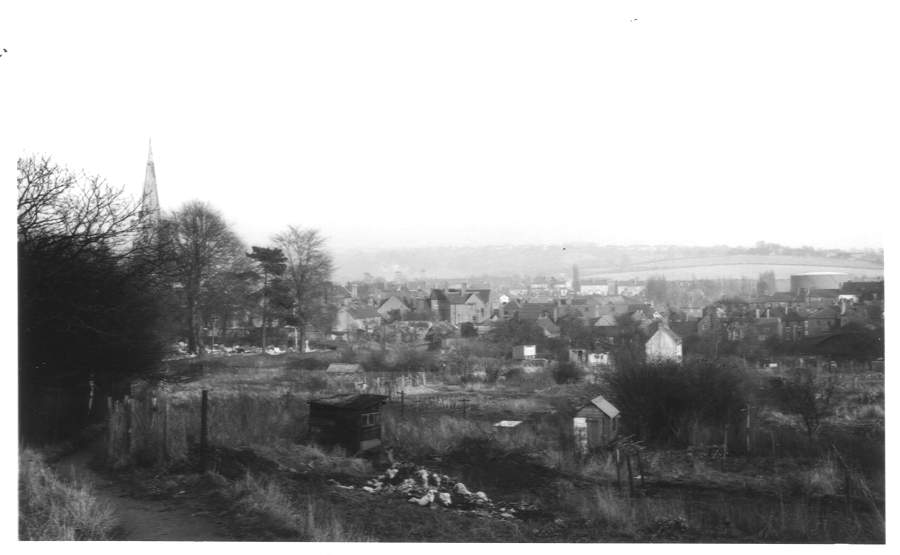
[429, 286, 492, 324]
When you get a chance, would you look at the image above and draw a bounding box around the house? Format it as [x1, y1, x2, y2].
[669, 319, 699, 339]
[334, 305, 382, 338]
[516, 302, 557, 322]
[512, 344, 537, 360]
[377, 295, 411, 320]
[782, 310, 808, 342]
[751, 317, 783, 342]
[807, 306, 840, 337]
[615, 281, 646, 297]
[568, 349, 610, 367]
[645, 323, 683, 363]
[429, 287, 492, 324]
[307, 394, 388, 453]
[535, 317, 561, 338]
[573, 394, 621, 453]
[840, 281, 884, 302]
[498, 298, 523, 321]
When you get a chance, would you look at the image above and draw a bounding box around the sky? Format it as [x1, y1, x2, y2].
[6, 1, 897, 251]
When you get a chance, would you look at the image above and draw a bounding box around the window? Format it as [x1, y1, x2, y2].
[362, 413, 380, 426]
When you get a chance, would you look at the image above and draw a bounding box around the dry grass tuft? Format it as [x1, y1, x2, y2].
[228, 472, 370, 541]
[19, 449, 117, 540]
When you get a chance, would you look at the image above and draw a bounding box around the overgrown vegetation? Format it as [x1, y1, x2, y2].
[19, 449, 117, 540]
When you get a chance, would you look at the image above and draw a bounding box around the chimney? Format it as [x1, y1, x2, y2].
[461, 282, 467, 297]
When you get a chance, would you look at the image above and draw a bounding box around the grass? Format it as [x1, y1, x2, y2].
[19, 448, 117, 540]
[224, 471, 371, 541]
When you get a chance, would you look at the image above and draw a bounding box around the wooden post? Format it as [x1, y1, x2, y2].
[615, 448, 622, 490]
[721, 422, 728, 472]
[125, 396, 133, 462]
[106, 397, 114, 462]
[636, 450, 645, 487]
[200, 390, 209, 468]
[625, 452, 635, 496]
[745, 405, 751, 456]
[162, 397, 169, 462]
[400, 390, 405, 418]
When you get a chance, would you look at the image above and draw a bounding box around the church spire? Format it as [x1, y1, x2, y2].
[139, 139, 160, 227]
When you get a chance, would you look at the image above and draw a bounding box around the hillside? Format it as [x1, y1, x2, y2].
[331, 244, 883, 281]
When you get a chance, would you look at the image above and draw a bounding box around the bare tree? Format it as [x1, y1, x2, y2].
[273, 226, 334, 349]
[247, 246, 289, 350]
[18, 157, 142, 262]
[166, 201, 245, 354]
[773, 367, 840, 441]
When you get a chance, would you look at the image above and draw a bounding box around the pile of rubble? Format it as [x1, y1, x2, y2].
[349, 462, 527, 519]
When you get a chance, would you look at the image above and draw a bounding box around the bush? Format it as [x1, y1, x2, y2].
[285, 357, 330, 371]
[605, 358, 751, 445]
[552, 362, 585, 384]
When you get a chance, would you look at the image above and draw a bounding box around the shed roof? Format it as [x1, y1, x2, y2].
[588, 395, 620, 418]
[308, 394, 388, 411]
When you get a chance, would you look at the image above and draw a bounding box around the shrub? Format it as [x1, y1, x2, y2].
[552, 362, 585, 384]
[605, 358, 751, 445]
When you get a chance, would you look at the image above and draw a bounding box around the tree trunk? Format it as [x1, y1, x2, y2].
[186, 293, 198, 354]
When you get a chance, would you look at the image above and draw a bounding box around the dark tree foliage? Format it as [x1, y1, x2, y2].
[552, 361, 585, 384]
[604, 358, 751, 445]
[556, 314, 594, 349]
[646, 275, 668, 304]
[610, 313, 647, 368]
[18, 157, 168, 442]
[486, 317, 547, 351]
[460, 322, 478, 338]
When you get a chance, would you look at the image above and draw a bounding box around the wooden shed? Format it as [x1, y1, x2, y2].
[573, 394, 621, 453]
[307, 394, 388, 454]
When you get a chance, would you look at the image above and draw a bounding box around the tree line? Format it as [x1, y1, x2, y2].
[18, 155, 334, 441]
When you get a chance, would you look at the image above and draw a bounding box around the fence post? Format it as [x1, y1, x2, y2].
[400, 391, 405, 418]
[615, 448, 622, 490]
[125, 396, 133, 463]
[625, 452, 635, 496]
[162, 396, 169, 462]
[106, 397, 113, 462]
[636, 450, 645, 487]
[745, 405, 751, 456]
[200, 390, 209, 469]
[721, 423, 728, 472]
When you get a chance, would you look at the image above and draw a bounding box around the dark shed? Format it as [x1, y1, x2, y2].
[307, 394, 388, 454]
[574, 394, 621, 453]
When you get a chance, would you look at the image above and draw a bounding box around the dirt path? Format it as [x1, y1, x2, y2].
[55, 448, 233, 541]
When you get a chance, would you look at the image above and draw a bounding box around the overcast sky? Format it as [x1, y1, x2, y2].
[7, 1, 895, 251]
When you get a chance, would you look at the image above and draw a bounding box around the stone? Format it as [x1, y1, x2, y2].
[438, 492, 452, 506]
[454, 483, 472, 496]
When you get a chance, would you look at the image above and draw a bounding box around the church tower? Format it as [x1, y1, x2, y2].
[139, 140, 161, 227]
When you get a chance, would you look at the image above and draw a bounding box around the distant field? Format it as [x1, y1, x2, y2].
[583, 255, 884, 280]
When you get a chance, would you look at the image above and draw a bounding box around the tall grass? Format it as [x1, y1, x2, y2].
[19, 449, 117, 540]
[226, 472, 371, 541]
[563, 484, 883, 542]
